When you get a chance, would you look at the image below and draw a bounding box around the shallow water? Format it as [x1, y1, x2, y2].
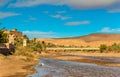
[62, 54, 120, 63]
[27, 58, 120, 77]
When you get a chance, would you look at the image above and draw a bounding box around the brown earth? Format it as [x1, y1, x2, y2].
[72, 33, 120, 42]
[0, 55, 38, 77]
[37, 33, 120, 47]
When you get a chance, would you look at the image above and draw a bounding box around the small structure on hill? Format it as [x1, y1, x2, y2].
[23, 39, 27, 47]
[3, 29, 24, 45]
[0, 29, 27, 55]
[10, 29, 23, 38]
[8, 34, 15, 44]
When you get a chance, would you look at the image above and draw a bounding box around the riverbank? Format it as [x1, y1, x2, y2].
[0, 55, 38, 77]
[0, 51, 120, 77]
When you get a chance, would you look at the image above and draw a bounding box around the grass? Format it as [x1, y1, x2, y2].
[13, 46, 39, 61]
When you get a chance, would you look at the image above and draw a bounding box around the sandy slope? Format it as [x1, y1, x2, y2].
[0, 56, 37, 77]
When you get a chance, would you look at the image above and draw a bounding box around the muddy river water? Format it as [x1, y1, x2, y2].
[27, 57, 120, 77]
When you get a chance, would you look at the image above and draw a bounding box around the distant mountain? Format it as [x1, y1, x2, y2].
[37, 33, 120, 47]
[55, 33, 120, 42]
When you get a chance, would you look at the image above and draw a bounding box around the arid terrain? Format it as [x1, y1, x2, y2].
[0, 55, 37, 77]
[0, 33, 120, 77]
[0, 51, 120, 77]
[37, 33, 120, 47]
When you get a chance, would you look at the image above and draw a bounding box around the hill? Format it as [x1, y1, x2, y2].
[60, 33, 120, 42]
[37, 33, 120, 47]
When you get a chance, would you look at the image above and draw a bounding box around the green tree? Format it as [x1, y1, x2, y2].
[32, 41, 46, 53]
[0, 30, 8, 43]
[99, 44, 107, 53]
[110, 43, 120, 52]
[41, 41, 46, 50]
[14, 37, 23, 46]
[0, 22, 8, 43]
[23, 35, 29, 39]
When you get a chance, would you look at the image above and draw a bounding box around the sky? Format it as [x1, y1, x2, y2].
[0, 0, 120, 38]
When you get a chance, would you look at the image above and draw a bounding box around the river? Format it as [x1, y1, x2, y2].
[27, 58, 120, 77]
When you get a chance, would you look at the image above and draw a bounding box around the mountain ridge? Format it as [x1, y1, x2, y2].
[53, 33, 120, 42]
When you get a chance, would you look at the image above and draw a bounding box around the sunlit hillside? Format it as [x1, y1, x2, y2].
[37, 33, 120, 47]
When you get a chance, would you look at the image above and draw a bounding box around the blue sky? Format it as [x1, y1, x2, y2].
[0, 0, 120, 38]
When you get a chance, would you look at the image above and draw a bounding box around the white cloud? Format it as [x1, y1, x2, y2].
[51, 14, 71, 20]
[0, 0, 9, 6]
[9, 0, 120, 10]
[29, 16, 37, 20]
[24, 16, 37, 22]
[43, 11, 66, 14]
[57, 11, 66, 14]
[99, 27, 120, 33]
[9, 0, 61, 7]
[43, 11, 49, 14]
[23, 31, 55, 35]
[43, 11, 70, 20]
[23, 31, 56, 38]
[108, 8, 120, 13]
[0, 12, 20, 19]
[64, 0, 117, 9]
[65, 21, 90, 26]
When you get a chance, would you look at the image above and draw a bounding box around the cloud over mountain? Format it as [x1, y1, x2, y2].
[99, 27, 120, 33]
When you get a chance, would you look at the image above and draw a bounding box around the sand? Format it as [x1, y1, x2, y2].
[0, 55, 37, 77]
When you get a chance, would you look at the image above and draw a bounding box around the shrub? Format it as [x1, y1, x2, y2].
[0, 29, 8, 43]
[107, 43, 120, 53]
[14, 47, 34, 58]
[99, 44, 107, 53]
[31, 41, 46, 53]
[47, 43, 56, 47]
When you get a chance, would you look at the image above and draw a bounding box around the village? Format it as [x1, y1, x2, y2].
[0, 29, 27, 55]
[0, 28, 41, 77]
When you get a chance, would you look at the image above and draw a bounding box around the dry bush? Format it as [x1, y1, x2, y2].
[13, 46, 37, 61]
